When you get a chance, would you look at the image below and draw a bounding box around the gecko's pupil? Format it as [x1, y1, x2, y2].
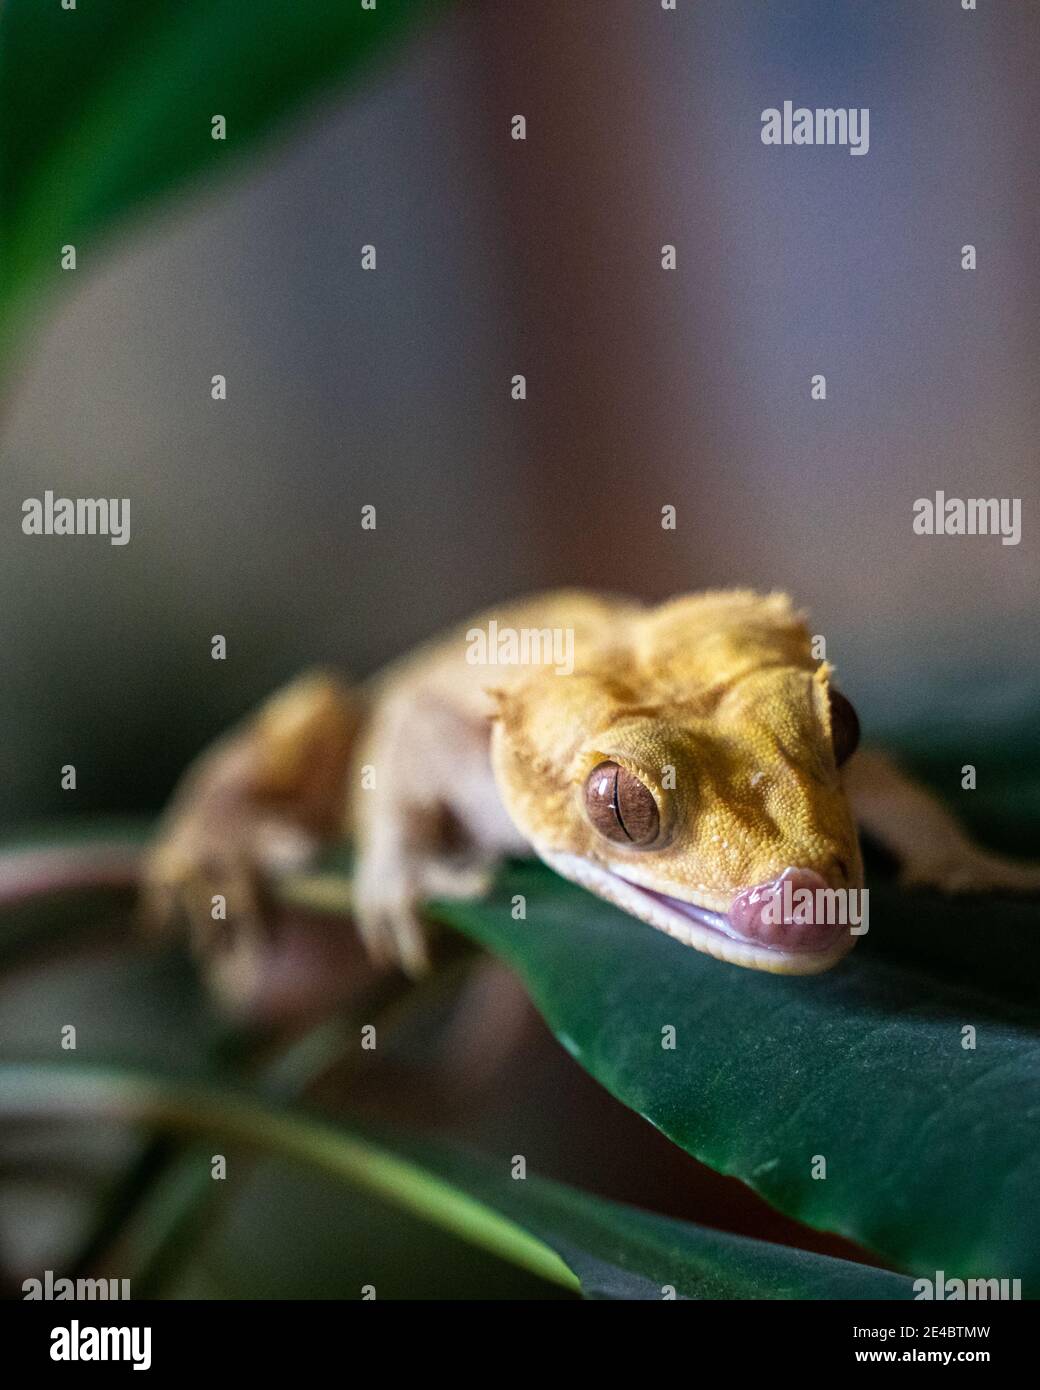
[584, 761, 660, 846]
[829, 690, 860, 767]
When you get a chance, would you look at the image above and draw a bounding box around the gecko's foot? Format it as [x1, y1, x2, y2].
[140, 814, 318, 958]
[140, 815, 383, 1020]
[899, 848, 1040, 896]
[352, 853, 495, 977]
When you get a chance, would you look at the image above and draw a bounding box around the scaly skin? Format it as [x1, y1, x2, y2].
[142, 590, 1040, 991]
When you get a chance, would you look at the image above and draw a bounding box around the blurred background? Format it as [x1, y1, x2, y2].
[2, 0, 1037, 827]
[1, 0, 1038, 1301]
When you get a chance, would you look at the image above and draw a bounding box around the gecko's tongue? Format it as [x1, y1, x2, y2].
[541, 850, 856, 964]
[634, 865, 847, 954]
[726, 867, 845, 951]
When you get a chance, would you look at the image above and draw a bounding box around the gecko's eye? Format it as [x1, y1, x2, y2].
[584, 761, 660, 846]
[829, 690, 860, 767]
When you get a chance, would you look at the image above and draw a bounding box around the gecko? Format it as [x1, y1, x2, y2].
[141, 589, 1040, 989]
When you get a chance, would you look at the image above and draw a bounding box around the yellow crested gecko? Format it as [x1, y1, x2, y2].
[142, 590, 1040, 988]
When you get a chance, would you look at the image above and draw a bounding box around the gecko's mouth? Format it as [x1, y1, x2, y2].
[537, 852, 858, 975]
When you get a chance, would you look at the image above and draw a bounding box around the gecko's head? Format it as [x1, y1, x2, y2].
[488, 618, 864, 974]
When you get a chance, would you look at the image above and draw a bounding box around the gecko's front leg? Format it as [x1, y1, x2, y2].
[351, 686, 526, 975]
[845, 748, 1040, 893]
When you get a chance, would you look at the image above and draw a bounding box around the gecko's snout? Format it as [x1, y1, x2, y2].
[728, 867, 848, 952]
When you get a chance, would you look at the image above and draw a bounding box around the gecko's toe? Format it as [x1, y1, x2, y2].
[140, 844, 271, 960]
[353, 869, 433, 977]
[355, 903, 431, 977]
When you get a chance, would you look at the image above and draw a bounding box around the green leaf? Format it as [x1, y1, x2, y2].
[188, 741, 1040, 1295]
[0, 0, 449, 359]
[428, 858, 1040, 1293]
[0, 1060, 913, 1299]
[385, 1135, 915, 1300]
[169, 1153, 570, 1301]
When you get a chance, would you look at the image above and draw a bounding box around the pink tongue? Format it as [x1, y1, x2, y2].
[728, 868, 843, 952]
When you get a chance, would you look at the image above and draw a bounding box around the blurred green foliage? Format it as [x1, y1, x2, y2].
[0, 0, 449, 363]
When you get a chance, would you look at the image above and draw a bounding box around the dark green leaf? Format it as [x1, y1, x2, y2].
[385, 1133, 915, 1300]
[0, 1060, 913, 1300]
[431, 859, 1040, 1293]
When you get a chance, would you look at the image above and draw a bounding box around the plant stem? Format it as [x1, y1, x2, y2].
[1, 1061, 579, 1293]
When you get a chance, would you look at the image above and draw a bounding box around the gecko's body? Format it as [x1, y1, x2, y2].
[143, 590, 1040, 988]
